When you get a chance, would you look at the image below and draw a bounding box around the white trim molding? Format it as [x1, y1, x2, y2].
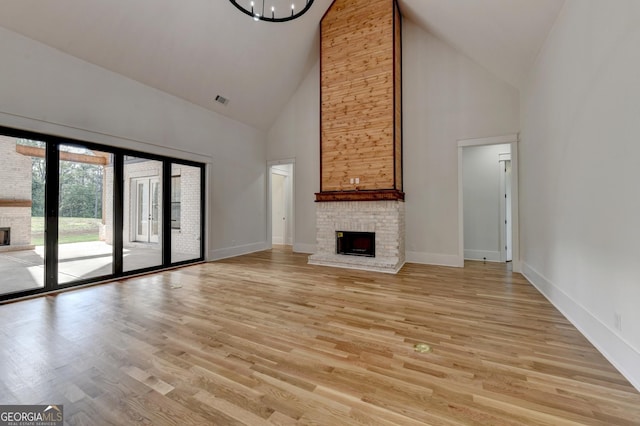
[293, 243, 315, 254]
[0, 110, 214, 164]
[464, 250, 501, 262]
[522, 263, 640, 392]
[406, 251, 462, 268]
[208, 242, 269, 261]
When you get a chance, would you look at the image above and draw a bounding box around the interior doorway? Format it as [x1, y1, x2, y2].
[268, 161, 294, 247]
[461, 144, 511, 263]
[457, 134, 520, 271]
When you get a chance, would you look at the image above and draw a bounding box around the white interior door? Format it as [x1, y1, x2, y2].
[499, 159, 513, 262]
[505, 160, 512, 262]
[268, 162, 294, 248]
[271, 173, 286, 245]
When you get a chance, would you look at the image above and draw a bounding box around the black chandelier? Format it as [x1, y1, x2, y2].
[229, 0, 315, 23]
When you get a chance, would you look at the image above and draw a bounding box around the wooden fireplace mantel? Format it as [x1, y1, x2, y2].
[0, 199, 32, 207]
[315, 190, 404, 202]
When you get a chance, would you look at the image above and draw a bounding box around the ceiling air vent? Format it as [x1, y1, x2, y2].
[214, 95, 229, 106]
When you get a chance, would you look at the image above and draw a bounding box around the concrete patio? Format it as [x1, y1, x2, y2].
[0, 241, 198, 296]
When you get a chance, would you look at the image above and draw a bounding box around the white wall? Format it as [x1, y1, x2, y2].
[403, 21, 520, 266]
[520, 0, 640, 390]
[0, 26, 268, 260]
[267, 61, 320, 254]
[267, 21, 519, 260]
[463, 144, 510, 261]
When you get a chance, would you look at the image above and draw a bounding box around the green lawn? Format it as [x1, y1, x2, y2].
[31, 217, 102, 246]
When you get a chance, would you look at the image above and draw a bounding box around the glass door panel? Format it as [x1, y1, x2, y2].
[0, 138, 46, 296]
[123, 157, 162, 272]
[171, 163, 202, 263]
[57, 144, 113, 284]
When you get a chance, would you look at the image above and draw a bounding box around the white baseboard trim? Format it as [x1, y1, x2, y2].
[272, 236, 284, 245]
[293, 243, 316, 254]
[405, 251, 463, 268]
[208, 242, 269, 261]
[464, 249, 501, 262]
[522, 262, 640, 392]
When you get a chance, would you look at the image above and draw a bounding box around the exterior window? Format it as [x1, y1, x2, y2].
[171, 175, 181, 229]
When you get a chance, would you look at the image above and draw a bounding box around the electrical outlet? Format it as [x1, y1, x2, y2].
[350, 178, 354, 184]
[355, 177, 360, 184]
[614, 313, 622, 331]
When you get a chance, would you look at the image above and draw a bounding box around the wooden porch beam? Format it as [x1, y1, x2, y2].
[16, 145, 108, 166]
[0, 200, 32, 207]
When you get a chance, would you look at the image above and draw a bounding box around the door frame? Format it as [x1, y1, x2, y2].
[498, 155, 512, 262]
[267, 159, 295, 249]
[457, 134, 520, 272]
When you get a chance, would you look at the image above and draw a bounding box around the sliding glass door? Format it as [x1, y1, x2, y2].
[0, 126, 205, 302]
[123, 157, 163, 272]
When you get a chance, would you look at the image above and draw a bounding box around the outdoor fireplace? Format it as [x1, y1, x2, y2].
[337, 231, 375, 257]
[0, 227, 10, 246]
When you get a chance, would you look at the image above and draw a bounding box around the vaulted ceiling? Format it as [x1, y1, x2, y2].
[0, 0, 564, 130]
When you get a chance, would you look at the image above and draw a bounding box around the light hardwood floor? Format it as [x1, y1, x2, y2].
[1, 247, 639, 425]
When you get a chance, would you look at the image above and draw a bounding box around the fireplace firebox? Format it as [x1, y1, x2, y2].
[336, 231, 375, 257]
[0, 227, 9, 246]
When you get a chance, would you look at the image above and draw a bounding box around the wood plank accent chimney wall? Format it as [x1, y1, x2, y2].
[317, 0, 403, 202]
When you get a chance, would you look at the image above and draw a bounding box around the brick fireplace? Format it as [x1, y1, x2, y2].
[308, 0, 404, 273]
[309, 201, 405, 273]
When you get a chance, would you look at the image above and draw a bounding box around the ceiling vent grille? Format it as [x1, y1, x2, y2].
[215, 95, 229, 106]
